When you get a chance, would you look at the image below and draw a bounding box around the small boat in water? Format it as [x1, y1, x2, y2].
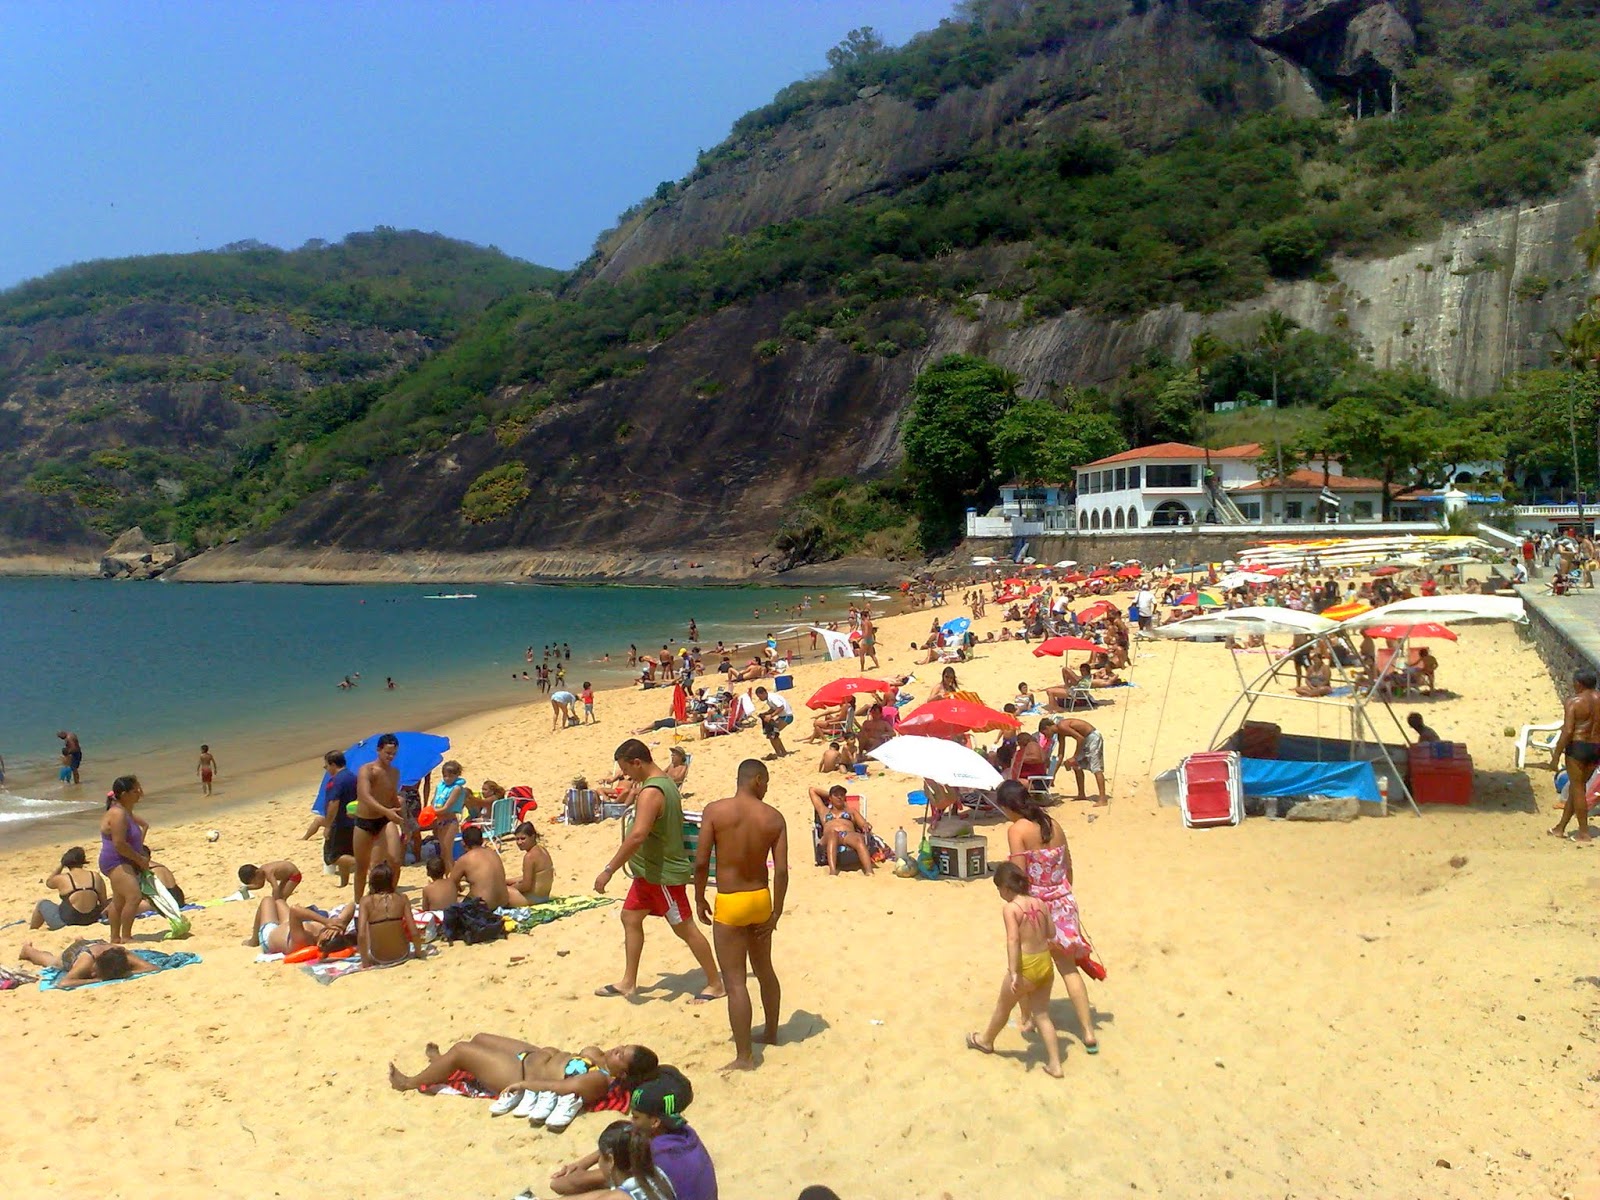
[423, 593, 478, 600]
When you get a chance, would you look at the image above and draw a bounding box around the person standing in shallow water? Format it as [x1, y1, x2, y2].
[196, 744, 219, 795]
[57, 730, 82, 784]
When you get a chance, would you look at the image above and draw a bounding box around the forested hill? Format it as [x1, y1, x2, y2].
[10, 1, 1600, 573]
[0, 231, 561, 550]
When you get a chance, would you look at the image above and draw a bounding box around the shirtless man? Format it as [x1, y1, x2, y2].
[808, 784, 875, 875]
[510, 821, 553, 901]
[448, 826, 519, 908]
[857, 703, 895, 755]
[352, 733, 404, 903]
[57, 730, 82, 784]
[1550, 668, 1598, 843]
[695, 760, 789, 1070]
[858, 610, 880, 671]
[1042, 716, 1107, 805]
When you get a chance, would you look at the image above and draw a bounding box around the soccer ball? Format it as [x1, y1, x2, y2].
[206, 830, 220, 843]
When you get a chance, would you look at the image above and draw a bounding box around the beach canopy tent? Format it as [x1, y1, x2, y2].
[868, 735, 1003, 790]
[1155, 597, 1525, 816]
[1238, 758, 1381, 803]
[314, 731, 450, 806]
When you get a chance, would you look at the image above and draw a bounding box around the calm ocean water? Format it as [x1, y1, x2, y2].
[0, 578, 838, 829]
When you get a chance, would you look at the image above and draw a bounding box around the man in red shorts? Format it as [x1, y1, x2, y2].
[594, 738, 725, 1003]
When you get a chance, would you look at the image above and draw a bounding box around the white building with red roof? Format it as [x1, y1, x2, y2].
[1072, 441, 1388, 530]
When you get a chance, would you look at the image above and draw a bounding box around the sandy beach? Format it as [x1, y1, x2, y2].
[2, 587, 1596, 1200]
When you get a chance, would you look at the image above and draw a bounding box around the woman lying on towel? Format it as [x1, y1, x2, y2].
[19, 939, 157, 988]
[246, 895, 355, 957]
[389, 1034, 659, 1129]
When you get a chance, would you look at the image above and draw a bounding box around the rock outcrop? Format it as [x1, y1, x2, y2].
[99, 526, 187, 579]
[1252, 0, 1415, 89]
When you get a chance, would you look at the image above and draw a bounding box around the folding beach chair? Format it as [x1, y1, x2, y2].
[1177, 751, 1244, 829]
[464, 797, 517, 846]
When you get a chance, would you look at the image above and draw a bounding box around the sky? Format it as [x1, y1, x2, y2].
[0, 0, 956, 288]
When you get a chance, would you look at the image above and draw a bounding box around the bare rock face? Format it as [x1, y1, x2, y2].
[98, 526, 186, 578]
[593, 6, 1320, 283]
[1253, 0, 1414, 89]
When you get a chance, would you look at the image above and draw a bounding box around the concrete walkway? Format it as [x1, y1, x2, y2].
[1517, 581, 1600, 679]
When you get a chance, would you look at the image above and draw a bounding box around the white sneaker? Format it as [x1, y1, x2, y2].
[526, 1090, 559, 1124]
[511, 1089, 547, 1119]
[543, 1092, 584, 1130]
[490, 1087, 524, 1117]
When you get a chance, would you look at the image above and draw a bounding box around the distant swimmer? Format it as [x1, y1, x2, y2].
[196, 745, 219, 795]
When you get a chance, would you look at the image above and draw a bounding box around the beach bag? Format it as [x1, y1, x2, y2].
[564, 788, 600, 825]
[442, 897, 506, 945]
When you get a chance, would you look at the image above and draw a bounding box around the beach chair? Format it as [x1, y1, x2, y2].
[1059, 681, 1096, 711]
[1177, 751, 1243, 829]
[465, 797, 517, 846]
[1515, 721, 1563, 769]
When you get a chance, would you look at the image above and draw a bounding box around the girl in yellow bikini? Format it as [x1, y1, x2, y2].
[965, 862, 1064, 1078]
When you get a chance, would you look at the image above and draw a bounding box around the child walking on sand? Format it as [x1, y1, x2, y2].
[582, 682, 596, 724]
[966, 862, 1063, 1078]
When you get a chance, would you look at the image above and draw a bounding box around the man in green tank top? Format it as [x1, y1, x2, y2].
[593, 738, 725, 1003]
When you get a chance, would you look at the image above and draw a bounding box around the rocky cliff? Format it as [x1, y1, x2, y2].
[593, 4, 1322, 282]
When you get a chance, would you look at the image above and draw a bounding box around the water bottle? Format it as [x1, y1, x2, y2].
[894, 827, 909, 860]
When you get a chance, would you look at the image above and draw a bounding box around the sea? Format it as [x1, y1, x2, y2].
[0, 577, 846, 837]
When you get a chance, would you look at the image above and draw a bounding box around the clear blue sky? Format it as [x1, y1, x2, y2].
[0, 0, 955, 288]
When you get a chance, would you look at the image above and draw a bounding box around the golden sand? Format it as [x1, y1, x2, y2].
[2, 590, 1596, 1200]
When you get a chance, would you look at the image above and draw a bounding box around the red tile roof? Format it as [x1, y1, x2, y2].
[1081, 442, 1261, 468]
[1231, 468, 1387, 493]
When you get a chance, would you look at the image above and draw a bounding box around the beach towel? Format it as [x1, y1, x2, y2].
[297, 945, 440, 985]
[499, 895, 613, 933]
[39, 949, 201, 991]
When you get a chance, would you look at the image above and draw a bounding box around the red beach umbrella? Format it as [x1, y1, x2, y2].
[806, 677, 893, 709]
[897, 699, 1020, 740]
[1078, 600, 1115, 622]
[1361, 622, 1458, 642]
[1116, 565, 1142, 579]
[1371, 565, 1402, 577]
[1033, 636, 1097, 657]
[1090, 567, 1112, 579]
[1065, 572, 1087, 583]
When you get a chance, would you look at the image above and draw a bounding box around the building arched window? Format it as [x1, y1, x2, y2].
[1127, 506, 1139, 529]
[1112, 508, 1125, 529]
[1089, 509, 1100, 530]
[1151, 500, 1191, 527]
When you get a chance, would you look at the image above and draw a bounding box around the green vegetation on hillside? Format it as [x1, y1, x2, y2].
[0, 229, 562, 337]
[15, 2, 1600, 558]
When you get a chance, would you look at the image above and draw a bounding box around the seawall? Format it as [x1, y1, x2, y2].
[1517, 585, 1600, 695]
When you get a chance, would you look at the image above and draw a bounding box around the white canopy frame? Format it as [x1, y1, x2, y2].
[1200, 627, 1423, 816]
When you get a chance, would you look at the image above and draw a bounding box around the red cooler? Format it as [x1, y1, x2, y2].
[1407, 742, 1473, 805]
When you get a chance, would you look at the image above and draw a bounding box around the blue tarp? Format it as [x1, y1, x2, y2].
[1239, 757, 1380, 802]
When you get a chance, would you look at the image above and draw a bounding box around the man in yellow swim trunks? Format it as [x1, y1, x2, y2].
[694, 760, 789, 1072]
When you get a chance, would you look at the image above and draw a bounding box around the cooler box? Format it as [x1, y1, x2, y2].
[929, 834, 988, 880]
[1408, 742, 1473, 805]
[774, 674, 794, 691]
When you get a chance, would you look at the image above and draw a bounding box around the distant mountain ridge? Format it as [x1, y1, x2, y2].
[5, 0, 1599, 576]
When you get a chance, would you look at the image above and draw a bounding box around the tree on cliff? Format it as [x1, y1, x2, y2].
[904, 355, 1020, 546]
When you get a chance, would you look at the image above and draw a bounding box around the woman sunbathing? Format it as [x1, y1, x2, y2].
[19, 939, 157, 988]
[357, 862, 423, 966]
[247, 895, 355, 957]
[389, 1033, 659, 1129]
[28, 846, 108, 930]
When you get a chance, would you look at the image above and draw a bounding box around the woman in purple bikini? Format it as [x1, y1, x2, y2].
[100, 775, 152, 944]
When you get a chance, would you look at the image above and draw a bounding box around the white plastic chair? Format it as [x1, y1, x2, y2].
[1515, 722, 1563, 769]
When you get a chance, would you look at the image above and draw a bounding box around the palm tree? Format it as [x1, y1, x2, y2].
[1256, 311, 1300, 517]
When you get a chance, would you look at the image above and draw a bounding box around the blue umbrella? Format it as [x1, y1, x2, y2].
[941, 616, 971, 637]
[312, 731, 451, 806]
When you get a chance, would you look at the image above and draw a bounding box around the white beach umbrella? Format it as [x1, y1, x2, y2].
[1153, 606, 1338, 639]
[868, 736, 1003, 790]
[1338, 595, 1526, 628]
[1216, 570, 1275, 588]
[1053, 560, 1077, 568]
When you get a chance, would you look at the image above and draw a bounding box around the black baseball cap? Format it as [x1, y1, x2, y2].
[630, 1066, 693, 1125]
